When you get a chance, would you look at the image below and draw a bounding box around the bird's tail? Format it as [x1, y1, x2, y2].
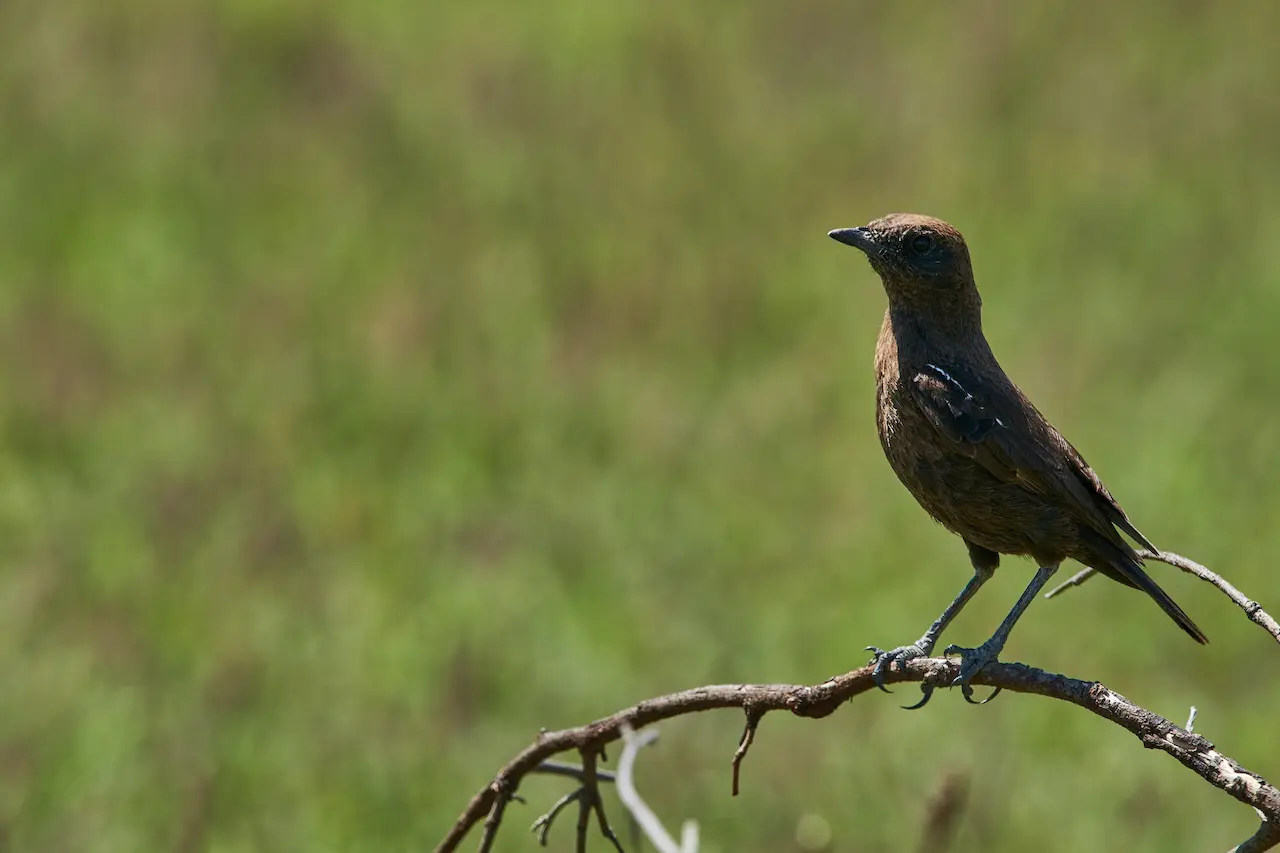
[1080, 529, 1209, 644]
[1122, 556, 1208, 644]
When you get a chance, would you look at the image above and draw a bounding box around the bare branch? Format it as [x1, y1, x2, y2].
[1042, 549, 1280, 648]
[534, 761, 617, 784]
[1138, 550, 1280, 646]
[434, 656, 1280, 853]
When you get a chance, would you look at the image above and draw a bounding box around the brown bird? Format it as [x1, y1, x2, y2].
[828, 213, 1206, 708]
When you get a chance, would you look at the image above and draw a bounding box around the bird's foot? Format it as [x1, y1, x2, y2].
[865, 642, 930, 696]
[942, 639, 1004, 705]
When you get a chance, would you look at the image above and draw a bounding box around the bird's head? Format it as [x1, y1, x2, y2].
[829, 213, 975, 294]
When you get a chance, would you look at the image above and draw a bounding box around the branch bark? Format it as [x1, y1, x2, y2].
[434, 656, 1280, 853]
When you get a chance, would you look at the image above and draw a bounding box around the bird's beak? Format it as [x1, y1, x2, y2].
[828, 226, 881, 258]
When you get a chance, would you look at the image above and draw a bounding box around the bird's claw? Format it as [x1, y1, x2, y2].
[900, 681, 937, 710]
[865, 643, 929, 695]
[942, 640, 1003, 704]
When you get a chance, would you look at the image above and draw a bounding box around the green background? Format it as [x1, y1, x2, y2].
[2, 2, 1278, 851]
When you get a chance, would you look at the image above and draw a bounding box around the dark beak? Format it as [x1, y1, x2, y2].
[828, 226, 880, 257]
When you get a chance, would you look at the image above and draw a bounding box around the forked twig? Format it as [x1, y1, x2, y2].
[576, 749, 623, 853]
[525, 760, 618, 847]
[531, 789, 581, 846]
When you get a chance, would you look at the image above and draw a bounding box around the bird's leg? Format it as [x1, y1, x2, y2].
[867, 564, 994, 702]
[944, 562, 1060, 704]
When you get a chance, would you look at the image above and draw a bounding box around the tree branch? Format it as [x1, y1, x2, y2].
[1045, 550, 1280, 648]
[434, 655, 1280, 853]
[1139, 550, 1280, 645]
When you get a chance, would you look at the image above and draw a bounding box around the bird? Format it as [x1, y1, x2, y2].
[827, 213, 1206, 708]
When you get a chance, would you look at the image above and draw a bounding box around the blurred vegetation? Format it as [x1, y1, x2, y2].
[1, 1, 1279, 851]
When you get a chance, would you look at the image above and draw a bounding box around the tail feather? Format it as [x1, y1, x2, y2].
[1117, 554, 1208, 644]
[1077, 528, 1208, 644]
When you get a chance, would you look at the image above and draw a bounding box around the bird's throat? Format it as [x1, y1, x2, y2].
[885, 295, 986, 359]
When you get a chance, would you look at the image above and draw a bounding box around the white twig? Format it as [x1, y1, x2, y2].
[616, 724, 699, 853]
[1187, 706, 1198, 733]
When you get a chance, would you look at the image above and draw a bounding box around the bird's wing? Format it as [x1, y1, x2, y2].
[909, 364, 1140, 545]
[1059, 440, 1158, 552]
[909, 364, 1020, 483]
[910, 366, 1196, 638]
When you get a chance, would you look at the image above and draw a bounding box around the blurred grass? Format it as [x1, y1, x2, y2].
[1, 1, 1279, 851]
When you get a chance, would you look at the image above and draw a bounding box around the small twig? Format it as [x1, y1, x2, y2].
[575, 751, 593, 853]
[1043, 567, 1096, 599]
[535, 760, 617, 784]
[476, 781, 513, 853]
[1187, 706, 1198, 733]
[731, 708, 763, 797]
[531, 789, 582, 846]
[524, 761, 619, 846]
[616, 724, 698, 853]
[579, 748, 623, 853]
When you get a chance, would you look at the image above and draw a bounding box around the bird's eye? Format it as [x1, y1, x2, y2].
[909, 234, 935, 254]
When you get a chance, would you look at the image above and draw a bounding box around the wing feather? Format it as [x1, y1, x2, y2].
[909, 364, 1131, 544]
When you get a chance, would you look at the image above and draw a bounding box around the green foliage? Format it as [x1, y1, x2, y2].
[1, 2, 1278, 851]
